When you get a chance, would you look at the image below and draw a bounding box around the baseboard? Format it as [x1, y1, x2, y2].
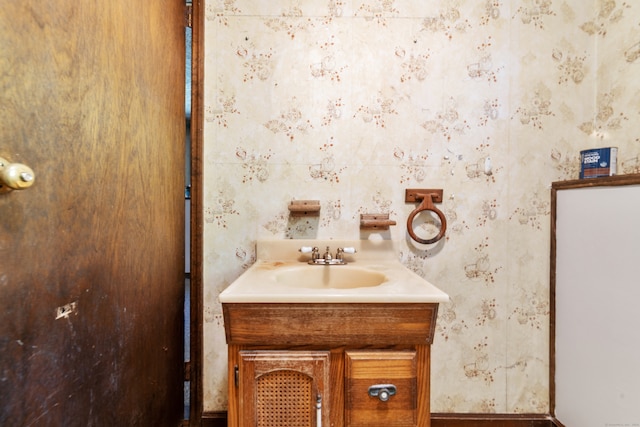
[432, 413, 558, 426]
[201, 411, 227, 427]
[202, 411, 560, 426]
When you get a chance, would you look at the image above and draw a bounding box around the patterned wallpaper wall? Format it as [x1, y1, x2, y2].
[202, 0, 640, 413]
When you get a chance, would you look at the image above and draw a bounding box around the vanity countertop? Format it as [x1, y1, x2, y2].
[218, 239, 450, 304]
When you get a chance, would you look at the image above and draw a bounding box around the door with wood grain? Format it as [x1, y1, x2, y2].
[238, 351, 331, 427]
[1, 1, 185, 425]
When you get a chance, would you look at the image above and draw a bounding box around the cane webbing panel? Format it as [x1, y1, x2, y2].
[256, 370, 314, 427]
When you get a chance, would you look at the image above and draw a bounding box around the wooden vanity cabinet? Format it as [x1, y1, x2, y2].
[223, 303, 439, 427]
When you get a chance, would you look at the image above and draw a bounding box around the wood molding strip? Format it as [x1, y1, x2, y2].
[189, 0, 205, 424]
[201, 412, 227, 427]
[432, 413, 556, 426]
[550, 172, 640, 191]
[202, 411, 561, 426]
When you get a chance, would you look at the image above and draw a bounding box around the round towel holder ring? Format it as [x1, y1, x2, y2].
[406, 193, 447, 245]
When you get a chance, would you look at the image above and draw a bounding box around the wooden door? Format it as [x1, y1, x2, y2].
[239, 351, 330, 427]
[0, 1, 185, 425]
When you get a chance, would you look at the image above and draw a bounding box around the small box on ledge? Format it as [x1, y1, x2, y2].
[579, 147, 617, 179]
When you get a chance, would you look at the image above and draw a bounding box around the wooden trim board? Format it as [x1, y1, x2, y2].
[202, 411, 560, 426]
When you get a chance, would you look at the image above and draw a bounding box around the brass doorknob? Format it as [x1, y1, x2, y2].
[0, 156, 35, 193]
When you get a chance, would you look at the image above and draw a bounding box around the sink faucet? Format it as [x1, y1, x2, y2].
[322, 246, 332, 262]
[299, 246, 356, 265]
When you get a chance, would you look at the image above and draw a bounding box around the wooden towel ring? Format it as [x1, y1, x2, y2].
[406, 193, 447, 244]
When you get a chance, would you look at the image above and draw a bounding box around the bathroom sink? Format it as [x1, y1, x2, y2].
[274, 265, 386, 289]
[218, 239, 450, 303]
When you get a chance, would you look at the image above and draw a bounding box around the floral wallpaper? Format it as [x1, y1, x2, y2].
[202, 0, 640, 414]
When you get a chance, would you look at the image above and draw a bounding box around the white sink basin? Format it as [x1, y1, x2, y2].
[275, 265, 387, 289]
[218, 239, 450, 303]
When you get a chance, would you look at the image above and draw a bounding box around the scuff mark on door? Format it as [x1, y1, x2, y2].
[55, 301, 78, 320]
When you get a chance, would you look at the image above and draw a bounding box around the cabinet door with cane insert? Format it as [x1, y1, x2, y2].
[238, 350, 330, 427]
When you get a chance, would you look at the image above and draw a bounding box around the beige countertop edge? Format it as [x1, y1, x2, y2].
[219, 257, 450, 304]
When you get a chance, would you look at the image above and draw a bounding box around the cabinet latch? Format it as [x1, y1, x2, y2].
[234, 365, 239, 388]
[368, 384, 397, 402]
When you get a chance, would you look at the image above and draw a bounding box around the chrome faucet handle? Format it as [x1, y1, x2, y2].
[299, 246, 321, 260]
[336, 247, 356, 260]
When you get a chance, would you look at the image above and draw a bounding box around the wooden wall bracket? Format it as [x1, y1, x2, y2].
[288, 200, 321, 217]
[360, 214, 397, 230]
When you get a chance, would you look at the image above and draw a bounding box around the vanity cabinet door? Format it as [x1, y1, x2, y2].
[345, 350, 418, 427]
[238, 350, 330, 427]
